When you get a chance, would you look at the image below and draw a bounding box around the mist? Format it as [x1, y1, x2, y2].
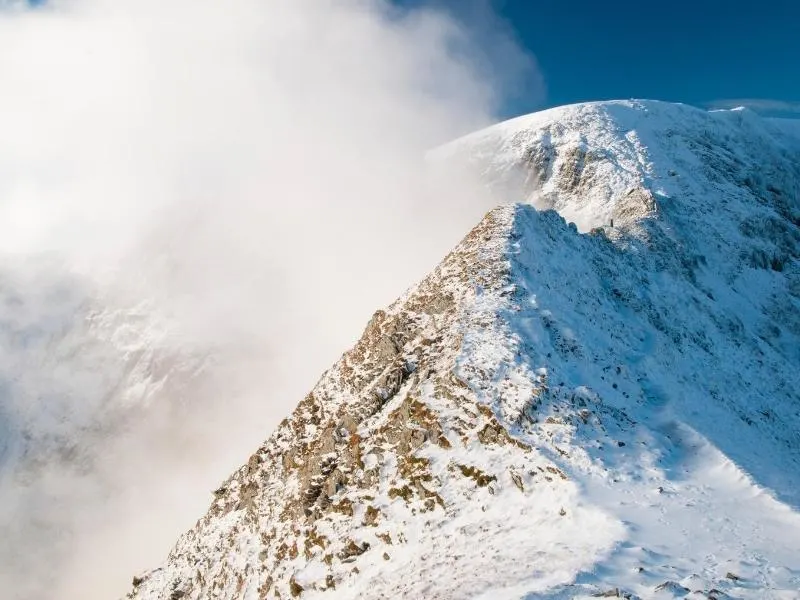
[0, 0, 540, 598]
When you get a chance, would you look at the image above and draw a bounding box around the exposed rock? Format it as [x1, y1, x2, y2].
[611, 187, 657, 230]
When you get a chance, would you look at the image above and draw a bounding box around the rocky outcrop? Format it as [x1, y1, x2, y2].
[127, 206, 566, 599]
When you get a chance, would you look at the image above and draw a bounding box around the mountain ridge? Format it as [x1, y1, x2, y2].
[126, 100, 800, 599]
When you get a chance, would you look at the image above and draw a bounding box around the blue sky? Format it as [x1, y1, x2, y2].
[17, 0, 800, 119]
[397, 0, 800, 119]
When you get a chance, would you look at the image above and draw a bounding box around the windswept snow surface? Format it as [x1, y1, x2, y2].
[491, 203, 800, 599]
[128, 100, 799, 599]
[437, 100, 800, 598]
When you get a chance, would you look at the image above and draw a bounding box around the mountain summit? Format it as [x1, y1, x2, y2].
[127, 100, 800, 599]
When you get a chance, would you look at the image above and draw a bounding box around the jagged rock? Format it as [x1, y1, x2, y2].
[654, 580, 690, 594]
[611, 187, 657, 229]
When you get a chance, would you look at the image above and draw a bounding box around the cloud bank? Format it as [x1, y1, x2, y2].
[708, 98, 800, 116]
[0, 0, 539, 598]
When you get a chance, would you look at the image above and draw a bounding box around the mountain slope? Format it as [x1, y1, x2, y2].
[127, 100, 800, 599]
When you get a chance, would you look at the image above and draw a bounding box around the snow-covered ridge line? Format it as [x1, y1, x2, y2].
[434, 99, 799, 234]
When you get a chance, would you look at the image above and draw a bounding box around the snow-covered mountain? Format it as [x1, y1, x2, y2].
[126, 100, 800, 599]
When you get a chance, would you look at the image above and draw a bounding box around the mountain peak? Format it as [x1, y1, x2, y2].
[436, 99, 799, 235]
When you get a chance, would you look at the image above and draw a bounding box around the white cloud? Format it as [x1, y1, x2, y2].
[0, 0, 541, 598]
[708, 98, 800, 115]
